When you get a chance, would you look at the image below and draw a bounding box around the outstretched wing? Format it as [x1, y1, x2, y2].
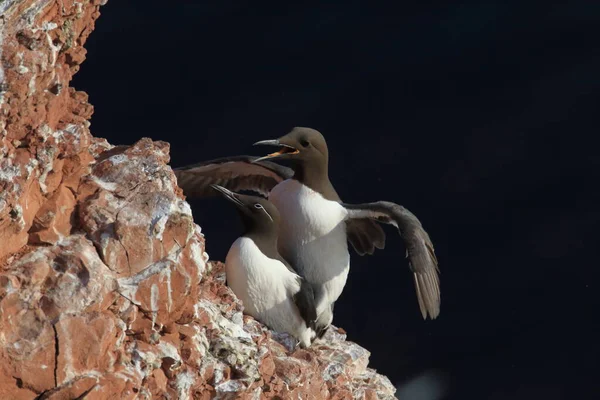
[343, 201, 440, 319]
[173, 156, 294, 198]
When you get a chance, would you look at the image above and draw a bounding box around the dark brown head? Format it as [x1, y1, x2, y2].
[252, 127, 339, 200]
[252, 127, 329, 170]
[210, 184, 280, 239]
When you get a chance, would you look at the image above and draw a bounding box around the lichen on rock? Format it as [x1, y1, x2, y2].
[0, 0, 397, 398]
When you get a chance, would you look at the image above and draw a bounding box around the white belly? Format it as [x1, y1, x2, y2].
[225, 237, 309, 340]
[269, 179, 350, 307]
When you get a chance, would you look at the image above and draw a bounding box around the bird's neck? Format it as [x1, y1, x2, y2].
[293, 160, 339, 201]
[244, 228, 280, 259]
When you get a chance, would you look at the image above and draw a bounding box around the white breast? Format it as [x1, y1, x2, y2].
[225, 237, 311, 343]
[269, 179, 350, 309]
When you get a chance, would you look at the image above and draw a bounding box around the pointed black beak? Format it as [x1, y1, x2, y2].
[252, 139, 299, 163]
[253, 139, 281, 147]
[210, 184, 245, 208]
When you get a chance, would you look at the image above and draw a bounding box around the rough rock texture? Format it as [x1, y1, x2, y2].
[0, 1, 398, 399]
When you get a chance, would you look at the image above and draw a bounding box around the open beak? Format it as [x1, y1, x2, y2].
[252, 139, 299, 163]
[210, 184, 245, 208]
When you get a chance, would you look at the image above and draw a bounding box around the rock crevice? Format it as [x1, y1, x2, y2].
[0, 1, 397, 398]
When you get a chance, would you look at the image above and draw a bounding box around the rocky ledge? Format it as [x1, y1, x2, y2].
[0, 1, 397, 399]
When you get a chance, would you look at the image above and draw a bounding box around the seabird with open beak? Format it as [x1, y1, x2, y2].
[211, 184, 317, 348]
[175, 128, 440, 335]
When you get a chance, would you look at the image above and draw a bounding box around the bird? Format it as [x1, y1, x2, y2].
[174, 127, 440, 335]
[210, 184, 318, 348]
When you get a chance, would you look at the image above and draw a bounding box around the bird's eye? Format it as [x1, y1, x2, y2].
[299, 139, 310, 148]
[254, 203, 263, 209]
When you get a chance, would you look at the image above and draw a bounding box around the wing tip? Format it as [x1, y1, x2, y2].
[414, 271, 441, 320]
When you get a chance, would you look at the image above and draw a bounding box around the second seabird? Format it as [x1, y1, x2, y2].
[211, 184, 318, 348]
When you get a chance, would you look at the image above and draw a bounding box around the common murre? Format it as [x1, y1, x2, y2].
[211, 184, 317, 348]
[175, 128, 440, 335]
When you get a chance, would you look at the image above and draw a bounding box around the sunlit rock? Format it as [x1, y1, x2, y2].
[0, 0, 397, 398]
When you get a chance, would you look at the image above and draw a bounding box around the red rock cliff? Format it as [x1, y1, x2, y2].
[0, 1, 398, 398]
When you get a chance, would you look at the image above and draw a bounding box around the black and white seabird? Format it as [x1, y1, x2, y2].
[175, 128, 440, 334]
[211, 184, 317, 348]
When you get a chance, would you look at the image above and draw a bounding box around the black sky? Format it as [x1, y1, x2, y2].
[73, 2, 599, 399]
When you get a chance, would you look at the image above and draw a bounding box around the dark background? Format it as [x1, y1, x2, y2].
[73, 2, 599, 399]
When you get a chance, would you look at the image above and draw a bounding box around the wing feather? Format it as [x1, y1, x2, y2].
[343, 201, 440, 319]
[173, 156, 294, 198]
[292, 277, 318, 331]
[346, 218, 386, 256]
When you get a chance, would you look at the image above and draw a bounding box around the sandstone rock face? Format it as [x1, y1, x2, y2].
[0, 1, 397, 399]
